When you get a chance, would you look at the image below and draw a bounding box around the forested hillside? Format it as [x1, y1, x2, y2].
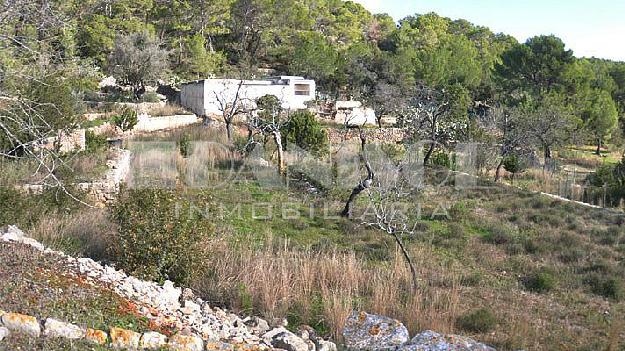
[2, 0, 625, 163]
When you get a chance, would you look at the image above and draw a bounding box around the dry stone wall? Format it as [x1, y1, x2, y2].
[16, 149, 131, 207]
[326, 128, 408, 145]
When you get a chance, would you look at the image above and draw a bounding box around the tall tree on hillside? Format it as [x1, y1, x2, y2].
[1, 0, 96, 197]
[497, 35, 574, 97]
[583, 90, 619, 154]
[523, 95, 579, 164]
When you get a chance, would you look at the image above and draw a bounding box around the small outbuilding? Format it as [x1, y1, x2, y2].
[180, 76, 316, 117]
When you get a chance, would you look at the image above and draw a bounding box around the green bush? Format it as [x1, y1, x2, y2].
[281, 110, 328, 156]
[523, 270, 556, 293]
[141, 91, 161, 103]
[456, 308, 497, 333]
[586, 274, 624, 301]
[85, 130, 108, 153]
[110, 189, 214, 284]
[113, 107, 138, 132]
[178, 133, 192, 158]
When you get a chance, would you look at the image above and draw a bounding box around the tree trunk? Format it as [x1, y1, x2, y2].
[341, 131, 373, 218]
[225, 120, 232, 141]
[391, 230, 418, 290]
[272, 130, 285, 175]
[494, 160, 504, 182]
[423, 142, 435, 164]
[544, 146, 551, 160]
[596, 139, 602, 155]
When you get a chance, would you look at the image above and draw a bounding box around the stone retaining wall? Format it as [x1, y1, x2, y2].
[326, 128, 407, 145]
[90, 114, 201, 136]
[16, 149, 131, 207]
[35, 129, 86, 153]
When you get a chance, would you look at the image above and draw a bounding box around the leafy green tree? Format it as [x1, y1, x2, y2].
[108, 31, 169, 99]
[184, 33, 226, 78]
[288, 32, 337, 85]
[498, 35, 574, 97]
[583, 90, 619, 154]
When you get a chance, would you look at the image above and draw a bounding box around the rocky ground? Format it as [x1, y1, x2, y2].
[0, 226, 336, 351]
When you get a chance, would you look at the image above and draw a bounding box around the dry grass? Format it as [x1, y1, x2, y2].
[148, 104, 191, 117]
[29, 209, 115, 260]
[192, 238, 462, 341]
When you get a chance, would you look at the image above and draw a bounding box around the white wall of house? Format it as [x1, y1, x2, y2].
[180, 76, 316, 117]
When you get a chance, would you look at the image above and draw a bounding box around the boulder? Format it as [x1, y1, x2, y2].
[110, 327, 141, 349]
[1, 312, 41, 337]
[168, 333, 204, 351]
[342, 311, 409, 350]
[398, 330, 496, 351]
[43, 318, 85, 339]
[317, 340, 337, 351]
[85, 328, 108, 345]
[263, 327, 308, 351]
[245, 316, 270, 335]
[141, 331, 168, 349]
[0, 327, 9, 342]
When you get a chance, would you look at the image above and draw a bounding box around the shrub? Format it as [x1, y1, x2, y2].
[178, 133, 192, 157]
[281, 110, 328, 156]
[141, 91, 161, 103]
[85, 130, 108, 153]
[113, 107, 138, 132]
[586, 274, 624, 301]
[110, 188, 214, 284]
[523, 270, 556, 293]
[502, 154, 527, 184]
[456, 308, 497, 333]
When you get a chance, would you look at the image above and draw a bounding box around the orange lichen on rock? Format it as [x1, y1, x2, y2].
[85, 328, 108, 345]
[358, 311, 367, 323]
[168, 333, 204, 351]
[368, 324, 381, 336]
[110, 327, 141, 349]
[1, 312, 41, 337]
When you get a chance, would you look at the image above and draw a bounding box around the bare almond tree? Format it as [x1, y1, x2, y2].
[341, 131, 421, 289]
[212, 80, 247, 141]
[244, 94, 289, 175]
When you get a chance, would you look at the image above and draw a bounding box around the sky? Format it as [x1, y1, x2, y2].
[353, 0, 625, 61]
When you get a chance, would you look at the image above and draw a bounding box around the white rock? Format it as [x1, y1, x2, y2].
[317, 340, 337, 351]
[43, 318, 85, 339]
[181, 300, 201, 315]
[140, 331, 168, 349]
[0, 327, 9, 342]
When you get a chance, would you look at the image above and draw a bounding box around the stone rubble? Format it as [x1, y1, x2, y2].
[343, 311, 496, 351]
[1, 226, 338, 351]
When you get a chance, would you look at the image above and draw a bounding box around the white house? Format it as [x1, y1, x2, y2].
[180, 76, 316, 117]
